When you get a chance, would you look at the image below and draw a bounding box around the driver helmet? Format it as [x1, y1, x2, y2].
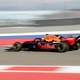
[45, 34, 49, 36]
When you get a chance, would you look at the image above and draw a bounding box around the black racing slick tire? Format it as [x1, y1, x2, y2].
[12, 42, 22, 51]
[57, 42, 69, 52]
[73, 42, 80, 50]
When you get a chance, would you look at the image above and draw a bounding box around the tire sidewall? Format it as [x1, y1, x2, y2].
[13, 42, 22, 51]
[73, 42, 80, 50]
[57, 42, 69, 52]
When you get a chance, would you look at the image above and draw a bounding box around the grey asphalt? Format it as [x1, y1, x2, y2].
[0, 47, 80, 65]
[0, 25, 80, 65]
[0, 25, 80, 33]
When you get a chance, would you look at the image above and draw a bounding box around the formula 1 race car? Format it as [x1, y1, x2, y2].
[5, 35, 80, 52]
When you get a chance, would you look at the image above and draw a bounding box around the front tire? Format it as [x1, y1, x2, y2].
[12, 42, 22, 51]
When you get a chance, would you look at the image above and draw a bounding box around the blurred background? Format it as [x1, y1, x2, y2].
[0, 0, 80, 27]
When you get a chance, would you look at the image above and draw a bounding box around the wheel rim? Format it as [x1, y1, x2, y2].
[77, 43, 80, 47]
[13, 43, 21, 51]
[58, 43, 66, 52]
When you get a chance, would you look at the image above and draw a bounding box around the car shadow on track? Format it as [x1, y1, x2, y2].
[4, 48, 78, 53]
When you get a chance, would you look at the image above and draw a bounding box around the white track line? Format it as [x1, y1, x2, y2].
[0, 30, 80, 36]
[0, 70, 80, 73]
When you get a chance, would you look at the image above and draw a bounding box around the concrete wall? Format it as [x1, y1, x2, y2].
[0, 18, 80, 27]
[34, 18, 80, 26]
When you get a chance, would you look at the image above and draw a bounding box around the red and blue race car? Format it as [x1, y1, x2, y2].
[5, 35, 80, 52]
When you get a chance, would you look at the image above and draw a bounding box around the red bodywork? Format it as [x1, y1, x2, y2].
[61, 37, 76, 45]
[36, 37, 76, 50]
[38, 42, 56, 50]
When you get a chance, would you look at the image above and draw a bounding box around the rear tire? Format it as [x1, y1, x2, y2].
[73, 42, 80, 50]
[57, 42, 69, 52]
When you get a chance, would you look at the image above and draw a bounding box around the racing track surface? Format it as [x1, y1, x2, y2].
[0, 25, 80, 33]
[0, 25, 80, 65]
[0, 47, 80, 65]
